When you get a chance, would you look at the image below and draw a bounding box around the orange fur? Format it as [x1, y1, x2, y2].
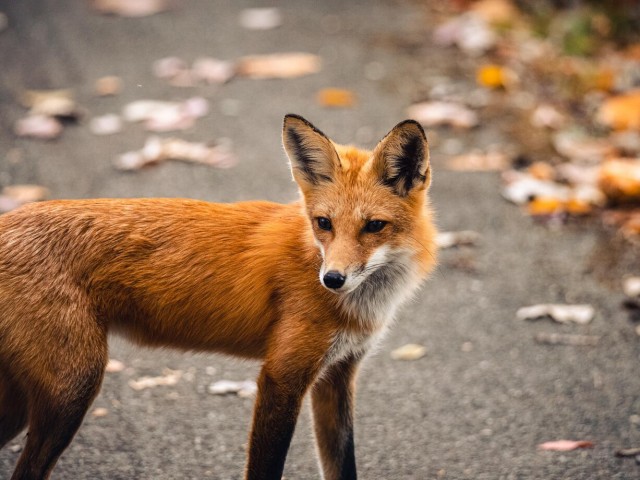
[0, 115, 437, 480]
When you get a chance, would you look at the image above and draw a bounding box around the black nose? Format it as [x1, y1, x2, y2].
[323, 271, 346, 289]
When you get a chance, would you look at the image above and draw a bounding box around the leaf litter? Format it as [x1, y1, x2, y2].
[413, 0, 640, 242]
[208, 380, 257, 398]
[516, 304, 595, 325]
[128, 368, 182, 390]
[115, 136, 236, 171]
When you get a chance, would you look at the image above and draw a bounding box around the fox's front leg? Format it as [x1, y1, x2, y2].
[245, 321, 329, 480]
[311, 354, 361, 480]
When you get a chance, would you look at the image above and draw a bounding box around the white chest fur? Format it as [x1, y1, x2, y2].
[326, 249, 423, 365]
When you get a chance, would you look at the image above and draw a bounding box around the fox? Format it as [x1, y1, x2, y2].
[0, 114, 437, 480]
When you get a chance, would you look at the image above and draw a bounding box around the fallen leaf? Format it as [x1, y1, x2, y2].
[623, 277, 640, 298]
[14, 115, 63, 140]
[208, 380, 257, 397]
[153, 57, 188, 79]
[316, 88, 356, 108]
[446, 151, 509, 171]
[92, 407, 109, 417]
[598, 158, 640, 203]
[0, 185, 49, 214]
[0, 12, 8, 33]
[21, 89, 80, 119]
[553, 130, 616, 164]
[470, 0, 519, 25]
[92, 0, 170, 17]
[239, 7, 282, 30]
[237, 52, 321, 79]
[476, 64, 517, 89]
[192, 57, 236, 84]
[538, 440, 594, 451]
[616, 447, 640, 457]
[105, 358, 125, 373]
[433, 13, 498, 56]
[89, 114, 122, 135]
[530, 104, 567, 130]
[501, 171, 571, 205]
[94, 76, 122, 96]
[122, 97, 208, 132]
[517, 304, 595, 325]
[597, 90, 640, 131]
[115, 136, 237, 170]
[128, 369, 182, 391]
[407, 101, 479, 129]
[527, 162, 556, 181]
[534, 332, 600, 346]
[527, 197, 565, 216]
[436, 230, 480, 249]
[390, 343, 427, 361]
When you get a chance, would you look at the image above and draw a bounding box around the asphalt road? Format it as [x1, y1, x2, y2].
[1, 1, 639, 479]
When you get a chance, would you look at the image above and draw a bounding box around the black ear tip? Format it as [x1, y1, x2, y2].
[283, 113, 311, 129]
[395, 119, 427, 139]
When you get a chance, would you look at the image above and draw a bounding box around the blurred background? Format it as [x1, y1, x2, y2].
[1, 0, 640, 478]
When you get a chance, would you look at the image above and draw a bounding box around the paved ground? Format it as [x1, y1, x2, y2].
[1, 0, 639, 479]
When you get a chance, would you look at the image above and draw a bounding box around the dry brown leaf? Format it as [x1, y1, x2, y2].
[517, 304, 595, 324]
[0, 185, 49, 213]
[105, 358, 125, 373]
[530, 104, 566, 130]
[316, 88, 356, 108]
[122, 98, 208, 132]
[237, 52, 321, 79]
[208, 380, 257, 397]
[470, 0, 519, 25]
[446, 151, 509, 171]
[94, 76, 122, 96]
[14, 115, 63, 140]
[89, 114, 122, 136]
[92, 407, 109, 417]
[534, 333, 600, 346]
[239, 8, 282, 30]
[623, 277, 640, 298]
[597, 91, 640, 131]
[128, 369, 181, 391]
[407, 102, 478, 129]
[553, 131, 616, 163]
[436, 231, 480, 249]
[527, 162, 556, 181]
[192, 57, 236, 84]
[92, 0, 170, 17]
[598, 158, 640, 203]
[21, 89, 79, 119]
[538, 440, 594, 451]
[115, 136, 237, 171]
[390, 344, 427, 361]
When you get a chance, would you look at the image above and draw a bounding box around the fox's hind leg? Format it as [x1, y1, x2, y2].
[0, 370, 28, 449]
[9, 314, 108, 480]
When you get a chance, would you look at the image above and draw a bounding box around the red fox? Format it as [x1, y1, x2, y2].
[0, 114, 437, 480]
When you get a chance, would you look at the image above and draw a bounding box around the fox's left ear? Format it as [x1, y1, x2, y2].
[371, 120, 431, 196]
[283, 114, 341, 189]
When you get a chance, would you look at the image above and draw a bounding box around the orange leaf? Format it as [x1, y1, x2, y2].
[316, 88, 356, 108]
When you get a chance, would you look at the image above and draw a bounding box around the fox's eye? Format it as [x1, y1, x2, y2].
[317, 217, 332, 231]
[364, 220, 387, 233]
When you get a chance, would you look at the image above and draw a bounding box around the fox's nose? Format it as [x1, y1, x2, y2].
[323, 271, 346, 290]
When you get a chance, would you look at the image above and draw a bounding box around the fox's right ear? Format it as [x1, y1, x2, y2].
[283, 114, 340, 188]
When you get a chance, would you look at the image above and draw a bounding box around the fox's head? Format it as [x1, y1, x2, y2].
[283, 114, 437, 297]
